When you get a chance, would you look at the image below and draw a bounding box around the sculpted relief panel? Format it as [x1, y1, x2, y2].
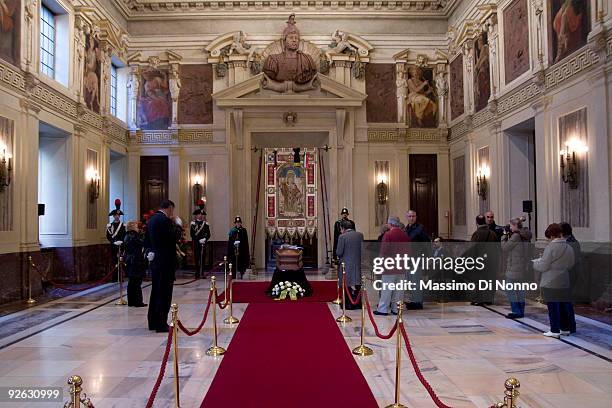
[504, 0, 531, 84]
[365, 64, 397, 123]
[178, 64, 213, 124]
[0, 0, 20, 66]
[137, 67, 171, 130]
[473, 32, 491, 113]
[450, 54, 464, 120]
[548, 0, 590, 65]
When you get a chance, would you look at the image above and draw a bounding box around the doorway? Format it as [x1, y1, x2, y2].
[140, 156, 168, 216]
[409, 154, 438, 238]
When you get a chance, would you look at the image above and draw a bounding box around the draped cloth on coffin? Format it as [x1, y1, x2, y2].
[265, 148, 317, 240]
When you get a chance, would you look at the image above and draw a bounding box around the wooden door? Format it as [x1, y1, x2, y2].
[409, 154, 438, 238]
[140, 156, 169, 216]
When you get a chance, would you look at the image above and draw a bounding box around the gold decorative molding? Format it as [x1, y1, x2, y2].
[368, 128, 445, 143]
[131, 129, 214, 145]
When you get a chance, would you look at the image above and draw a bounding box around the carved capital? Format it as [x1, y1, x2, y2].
[531, 96, 552, 114]
[19, 98, 41, 115]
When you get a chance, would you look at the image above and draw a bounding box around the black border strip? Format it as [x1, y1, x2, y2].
[482, 305, 612, 363]
[0, 283, 152, 351]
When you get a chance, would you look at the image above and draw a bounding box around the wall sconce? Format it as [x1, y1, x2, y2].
[476, 164, 490, 200]
[193, 174, 204, 206]
[0, 143, 12, 192]
[560, 138, 588, 189]
[376, 174, 389, 205]
[86, 167, 100, 202]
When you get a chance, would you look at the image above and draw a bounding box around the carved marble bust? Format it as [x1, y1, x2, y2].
[262, 14, 317, 85]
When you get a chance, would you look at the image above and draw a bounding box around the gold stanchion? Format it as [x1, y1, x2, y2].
[115, 253, 127, 305]
[223, 263, 239, 325]
[206, 276, 226, 356]
[64, 375, 94, 407]
[336, 262, 352, 323]
[492, 378, 520, 408]
[26, 256, 36, 305]
[170, 304, 181, 408]
[332, 277, 342, 305]
[352, 275, 373, 356]
[223, 255, 228, 295]
[385, 301, 406, 408]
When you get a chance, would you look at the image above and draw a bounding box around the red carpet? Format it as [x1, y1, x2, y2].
[230, 280, 337, 303]
[201, 302, 378, 408]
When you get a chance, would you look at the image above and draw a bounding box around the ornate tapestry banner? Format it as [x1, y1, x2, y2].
[265, 148, 317, 239]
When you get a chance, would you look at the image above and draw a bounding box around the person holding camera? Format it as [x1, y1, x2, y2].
[501, 217, 532, 318]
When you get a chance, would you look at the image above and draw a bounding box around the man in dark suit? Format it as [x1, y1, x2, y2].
[145, 200, 178, 333]
[106, 199, 126, 281]
[336, 219, 364, 309]
[190, 200, 211, 279]
[227, 216, 249, 279]
[404, 210, 430, 310]
[333, 207, 354, 266]
[469, 214, 499, 306]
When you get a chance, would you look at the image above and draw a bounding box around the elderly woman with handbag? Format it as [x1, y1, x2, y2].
[532, 223, 576, 338]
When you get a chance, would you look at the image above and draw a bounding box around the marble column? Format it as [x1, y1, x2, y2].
[125, 149, 140, 221]
[72, 125, 86, 246]
[168, 147, 182, 214]
[531, 96, 553, 240]
[127, 66, 140, 130]
[462, 40, 475, 116]
[486, 15, 500, 102]
[169, 64, 181, 129]
[73, 16, 87, 104]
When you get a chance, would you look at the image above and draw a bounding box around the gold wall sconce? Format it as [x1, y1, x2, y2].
[86, 167, 100, 202]
[0, 142, 12, 192]
[476, 164, 490, 199]
[192, 174, 204, 206]
[560, 139, 588, 189]
[376, 174, 389, 205]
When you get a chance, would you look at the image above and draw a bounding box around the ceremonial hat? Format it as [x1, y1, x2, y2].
[193, 199, 207, 216]
[234, 216, 242, 223]
[341, 207, 349, 215]
[109, 199, 124, 216]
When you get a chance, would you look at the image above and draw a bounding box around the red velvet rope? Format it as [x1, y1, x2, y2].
[399, 323, 453, 408]
[31, 262, 117, 292]
[342, 276, 363, 305]
[145, 330, 174, 408]
[364, 294, 397, 340]
[177, 290, 213, 336]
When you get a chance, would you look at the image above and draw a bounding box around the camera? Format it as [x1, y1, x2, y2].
[503, 224, 512, 235]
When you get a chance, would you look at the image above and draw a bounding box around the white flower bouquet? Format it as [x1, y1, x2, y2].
[271, 281, 305, 301]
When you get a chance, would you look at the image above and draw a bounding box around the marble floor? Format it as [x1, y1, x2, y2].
[0, 269, 610, 407]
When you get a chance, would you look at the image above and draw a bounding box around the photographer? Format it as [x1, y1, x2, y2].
[501, 217, 532, 318]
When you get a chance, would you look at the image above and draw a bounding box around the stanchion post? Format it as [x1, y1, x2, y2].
[223, 263, 239, 325]
[26, 256, 36, 305]
[170, 304, 181, 408]
[206, 276, 226, 356]
[385, 301, 406, 408]
[352, 275, 373, 356]
[115, 253, 127, 305]
[67, 375, 82, 408]
[493, 378, 520, 408]
[223, 255, 228, 295]
[332, 277, 342, 305]
[336, 262, 352, 323]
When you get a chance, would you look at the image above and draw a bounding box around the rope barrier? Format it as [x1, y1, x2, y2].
[399, 322, 453, 408]
[176, 291, 213, 337]
[30, 260, 117, 292]
[364, 294, 397, 340]
[342, 277, 363, 305]
[145, 330, 174, 408]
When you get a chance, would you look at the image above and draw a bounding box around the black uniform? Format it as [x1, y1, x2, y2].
[190, 220, 211, 278]
[227, 223, 249, 279]
[145, 211, 178, 332]
[124, 230, 145, 307]
[106, 221, 126, 280]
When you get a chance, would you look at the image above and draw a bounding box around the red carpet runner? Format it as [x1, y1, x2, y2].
[231, 280, 337, 303]
[200, 302, 378, 408]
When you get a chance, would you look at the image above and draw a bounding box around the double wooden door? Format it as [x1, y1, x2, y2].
[140, 156, 168, 216]
[409, 154, 438, 238]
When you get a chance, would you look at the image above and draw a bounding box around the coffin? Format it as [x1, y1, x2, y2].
[275, 247, 303, 271]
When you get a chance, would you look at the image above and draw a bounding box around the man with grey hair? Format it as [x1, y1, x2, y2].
[375, 216, 411, 315]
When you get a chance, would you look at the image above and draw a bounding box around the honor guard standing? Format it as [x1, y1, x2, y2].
[190, 200, 211, 279]
[227, 216, 250, 279]
[107, 199, 126, 281]
[333, 207, 354, 266]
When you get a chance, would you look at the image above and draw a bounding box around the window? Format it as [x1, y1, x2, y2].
[40, 5, 56, 77]
[110, 64, 118, 117]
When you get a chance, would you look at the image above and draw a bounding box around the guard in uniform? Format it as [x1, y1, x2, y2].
[190, 200, 211, 279]
[107, 199, 126, 281]
[333, 207, 354, 265]
[227, 216, 250, 279]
